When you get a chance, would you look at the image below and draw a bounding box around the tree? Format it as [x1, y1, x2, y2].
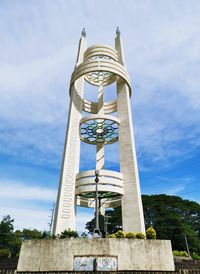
[80, 232, 88, 238]
[59, 229, 79, 239]
[0, 217, 49, 257]
[85, 194, 200, 253]
[15, 229, 43, 240]
[142, 194, 200, 253]
[0, 215, 14, 247]
[0, 215, 20, 257]
[85, 207, 122, 235]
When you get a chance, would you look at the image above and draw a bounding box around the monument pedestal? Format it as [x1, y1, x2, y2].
[17, 238, 175, 272]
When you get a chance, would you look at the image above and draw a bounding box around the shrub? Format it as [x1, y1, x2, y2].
[81, 232, 88, 238]
[108, 230, 146, 239]
[146, 227, 156, 239]
[126, 232, 136, 239]
[191, 253, 200, 261]
[41, 231, 51, 239]
[173, 250, 188, 257]
[59, 229, 79, 239]
[136, 232, 146, 239]
[107, 234, 116, 238]
[115, 230, 126, 238]
[51, 234, 56, 239]
[0, 249, 11, 259]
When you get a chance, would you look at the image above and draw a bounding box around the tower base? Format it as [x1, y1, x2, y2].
[17, 238, 174, 271]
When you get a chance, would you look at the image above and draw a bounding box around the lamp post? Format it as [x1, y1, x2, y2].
[93, 170, 101, 237]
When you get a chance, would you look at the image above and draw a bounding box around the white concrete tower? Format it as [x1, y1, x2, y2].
[53, 29, 145, 235]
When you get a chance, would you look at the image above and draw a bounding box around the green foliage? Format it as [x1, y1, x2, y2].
[85, 194, 200, 253]
[59, 229, 79, 239]
[80, 232, 88, 238]
[115, 230, 126, 238]
[85, 216, 95, 235]
[41, 231, 51, 239]
[0, 248, 11, 259]
[136, 232, 146, 239]
[85, 208, 122, 235]
[125, 232, 136, 239]
[191, 252, 200, 261]
[0, 215, 56, 257]
[142, 194, 200, 253]
[15, 228, 43, 240]
[107, 233, 116, 238]
[2, 194, 200, 258]
[0, 215, 19, 257]
[146, 227, 156, 239]
[107, 230, 144, 239]
[105, 207, 122, 233]
[0, 215, 14, 246]
[173, 250, 188, 257]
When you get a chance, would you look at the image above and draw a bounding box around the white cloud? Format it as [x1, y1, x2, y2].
[0, 204, 93, 233]
[0, 0, 200, 229]
[0, 206, 51, 231]
[0, 180, 56, 201]
[0, 179, 93, 232]
[161, 185, 186, 196]
[143, 176, 194, 196]
[0, 1, 200, 167]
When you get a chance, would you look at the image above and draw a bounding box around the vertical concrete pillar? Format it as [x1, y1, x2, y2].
[96, 84, 105, 170]
[96, 84, 105, 215]
[53, 35, 87, 235]
[115, 34, 145, 233]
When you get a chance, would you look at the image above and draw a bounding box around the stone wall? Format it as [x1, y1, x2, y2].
[17, 238, 174, 271]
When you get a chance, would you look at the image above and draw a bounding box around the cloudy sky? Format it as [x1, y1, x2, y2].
[0, 0, 200, 233]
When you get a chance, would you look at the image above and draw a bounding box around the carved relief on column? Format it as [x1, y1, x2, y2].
[61, 78, 84, 220]
[53, 34, 86, 234]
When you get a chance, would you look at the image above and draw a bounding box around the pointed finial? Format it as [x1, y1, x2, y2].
[81, 28, 86, 37]
[116, 27, 120, 37]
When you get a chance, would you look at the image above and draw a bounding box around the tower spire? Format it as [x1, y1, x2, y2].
[81, 27, 86, 37]
[116, 26, 120, 37]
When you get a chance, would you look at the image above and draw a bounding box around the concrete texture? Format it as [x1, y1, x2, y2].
[17, 238, 175, 271]
[52, 35, 86, 234]
[116, 35, 145, 233]
[53, 31, 145, 234]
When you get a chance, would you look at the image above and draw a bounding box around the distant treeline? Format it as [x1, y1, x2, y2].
[0, 194, 200, 258]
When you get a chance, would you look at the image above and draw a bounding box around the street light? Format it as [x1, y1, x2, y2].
[93, 170, 101, 238]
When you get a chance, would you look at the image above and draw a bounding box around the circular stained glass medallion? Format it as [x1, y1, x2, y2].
[80, 118, 119, 145]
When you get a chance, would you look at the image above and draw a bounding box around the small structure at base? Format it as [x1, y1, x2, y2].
[17, 238, 175, 272]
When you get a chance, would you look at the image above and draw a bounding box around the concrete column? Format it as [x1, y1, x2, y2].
[53, 35, 87, 235]
[96, 84, 104, 170]
[115, 34, 145, 233]
[96, 84, 105, 215]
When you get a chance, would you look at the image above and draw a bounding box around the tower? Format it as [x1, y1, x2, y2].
[53, 29, 145, 235]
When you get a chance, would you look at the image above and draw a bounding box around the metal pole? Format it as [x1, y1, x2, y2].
[184, 234, 191, 258]
[48, 203, 55, 235]
[93, 170, 100, 237]
[95, 170, 99, 230]
[104, 215, 108, 236]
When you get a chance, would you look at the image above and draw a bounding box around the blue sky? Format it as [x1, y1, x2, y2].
[0, 0, 200, 232]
